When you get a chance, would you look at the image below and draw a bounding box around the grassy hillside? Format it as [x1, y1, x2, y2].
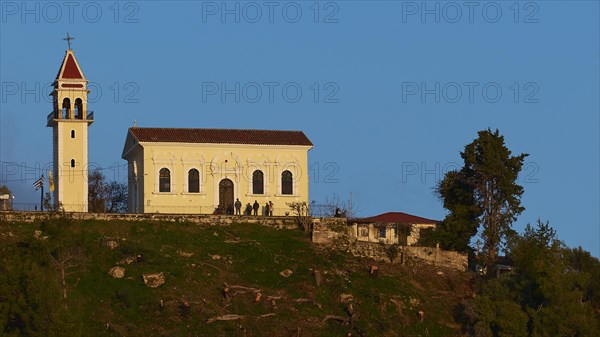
[0, 219, 474, 337]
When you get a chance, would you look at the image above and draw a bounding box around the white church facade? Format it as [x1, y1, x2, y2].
[121, 128, 313, 215]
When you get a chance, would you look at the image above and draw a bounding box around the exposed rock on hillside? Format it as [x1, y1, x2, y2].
[142, 272, 165, 288]
[108, 266, 125, 279]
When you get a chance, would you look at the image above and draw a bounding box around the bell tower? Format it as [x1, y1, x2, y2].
[47, 41, 93, 212]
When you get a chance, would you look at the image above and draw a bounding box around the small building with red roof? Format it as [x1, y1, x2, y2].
[351, 211, 440, 246]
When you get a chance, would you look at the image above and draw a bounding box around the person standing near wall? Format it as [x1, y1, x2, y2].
[235, 198, 242, 215]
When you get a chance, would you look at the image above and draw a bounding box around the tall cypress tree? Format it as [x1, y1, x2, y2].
[438, 128, 528, 266]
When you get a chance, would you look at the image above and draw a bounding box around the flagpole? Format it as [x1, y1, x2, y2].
[33, 176, 45, 211]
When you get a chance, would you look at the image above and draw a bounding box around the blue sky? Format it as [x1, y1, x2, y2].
[1, 1, 598, 256]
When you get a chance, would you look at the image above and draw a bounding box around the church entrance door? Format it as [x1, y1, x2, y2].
[219, 179, 234, 214]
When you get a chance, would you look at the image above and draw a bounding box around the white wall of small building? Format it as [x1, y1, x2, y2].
[350, 223, 437, 246]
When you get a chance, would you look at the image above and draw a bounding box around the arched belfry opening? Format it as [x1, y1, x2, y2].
[62, 98, 71, 119]
[74, 98, 83, 119]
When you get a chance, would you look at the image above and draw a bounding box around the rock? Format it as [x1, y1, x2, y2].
[108, 266, 125, 279]
[33, 230, 48, 240]
[101, 237, 119, 250]
[118, 255, 137, 265]
[177, 250, 194, 258]
[142, 272, 165, 288]
[409, 297, 421, 306]
[279, 269, 293, 278]
[339, 293, 353, 303]
[436, 271, 444, 275]
[209, 254, 221, 260]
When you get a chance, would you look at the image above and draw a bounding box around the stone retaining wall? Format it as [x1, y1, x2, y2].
[0, 211, 343, 230]
[347, 242, 468, 271]
[311, 219, 350, 244]
[312, 222, 468, 271]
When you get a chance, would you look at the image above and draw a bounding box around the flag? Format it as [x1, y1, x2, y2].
[49, 171, 55, 192]
[33, 176, 44, 190]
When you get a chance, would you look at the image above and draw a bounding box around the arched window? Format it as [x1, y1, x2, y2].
[188, 169, 199, 193]
[252, 170, 264, 194]
[62, 98, 71, 119]
[281, 170, 293, 195]
[70, 159, 75, 168]
[159, 168, 171, 193]
[71, 130, 75, 138]
[74, 98, 83, 119]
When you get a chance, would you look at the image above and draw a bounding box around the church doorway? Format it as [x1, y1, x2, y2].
[219, 179, 234, 214]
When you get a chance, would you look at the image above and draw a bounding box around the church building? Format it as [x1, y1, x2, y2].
[121, 127, 313, 215]
[45, 43, 313, 215]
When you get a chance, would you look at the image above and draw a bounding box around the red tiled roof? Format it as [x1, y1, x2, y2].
[62, 54, 83, 79]
[129, 127, 313, 146]
[56, 53, 83, 80]
[359, 212, 439, 225]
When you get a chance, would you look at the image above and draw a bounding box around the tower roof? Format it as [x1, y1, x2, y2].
[55, 50, 85, 80]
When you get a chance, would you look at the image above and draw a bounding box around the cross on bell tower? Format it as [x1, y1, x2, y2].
[63, 33, 75, 50]
[46, 39, 93, 212]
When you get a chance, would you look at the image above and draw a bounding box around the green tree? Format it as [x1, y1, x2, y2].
[564, 246, 600, 308]
[511, 220, 599, 337]
[438, 129, 527, 265]
[466, 220, 600, 337]
[0, 231, 75, 336]
[434, 170, 482, 252]
[471, 278, 529, 337]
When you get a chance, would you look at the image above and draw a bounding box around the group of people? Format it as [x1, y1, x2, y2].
[216, 199, 275, 216]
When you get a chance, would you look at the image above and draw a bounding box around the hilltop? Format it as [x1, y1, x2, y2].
[0, 218, 474, 337]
